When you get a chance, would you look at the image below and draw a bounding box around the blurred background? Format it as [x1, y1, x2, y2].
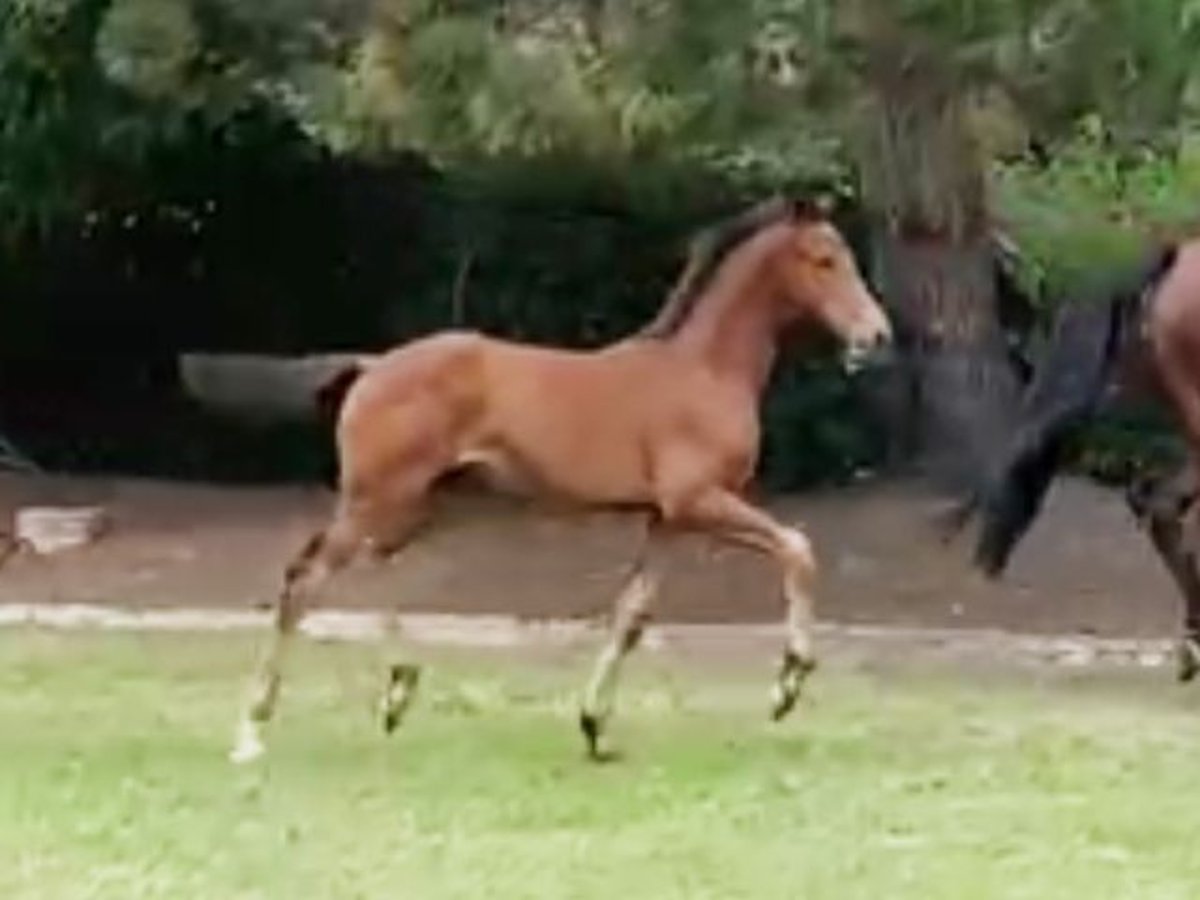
[1, 0, 1196, 490]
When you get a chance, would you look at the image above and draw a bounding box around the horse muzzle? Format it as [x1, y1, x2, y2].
[842, 334, 896, 375]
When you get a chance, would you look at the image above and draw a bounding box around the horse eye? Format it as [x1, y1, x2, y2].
[817, 256, 835, 270]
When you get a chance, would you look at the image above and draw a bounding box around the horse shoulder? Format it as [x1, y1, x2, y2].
[643, 365, 761, 500]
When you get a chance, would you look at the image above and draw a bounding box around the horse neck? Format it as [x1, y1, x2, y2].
[667, 236, 783, 394]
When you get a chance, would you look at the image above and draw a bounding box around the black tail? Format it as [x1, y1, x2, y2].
[966, 244, 1178, 576]
[314, 362, 365, 430]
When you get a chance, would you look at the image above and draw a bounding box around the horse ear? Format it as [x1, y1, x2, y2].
[789, 194, 833, 221]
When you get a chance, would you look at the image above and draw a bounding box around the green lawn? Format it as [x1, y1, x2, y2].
[3, 630, 1200, 899]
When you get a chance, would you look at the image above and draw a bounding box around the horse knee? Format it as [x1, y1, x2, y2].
[779, 527, 817, 578]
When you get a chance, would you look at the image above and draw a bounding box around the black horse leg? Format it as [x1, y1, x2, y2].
[1127, 464, 1200, 681]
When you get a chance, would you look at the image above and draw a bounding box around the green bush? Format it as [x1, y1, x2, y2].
[995, 125, 1200, 301]
[993, 129, 1200, 483]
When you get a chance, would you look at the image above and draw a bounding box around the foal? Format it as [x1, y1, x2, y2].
[231, 196, 893, 763]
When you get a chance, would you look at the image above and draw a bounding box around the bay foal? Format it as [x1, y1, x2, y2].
[232, 197, 892, 763]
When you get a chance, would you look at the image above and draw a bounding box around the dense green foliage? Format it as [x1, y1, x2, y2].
[3, 0, 1200, 485]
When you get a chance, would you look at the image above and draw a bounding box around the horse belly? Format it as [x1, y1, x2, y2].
[453, 447, 542, 495]
[487, 386, 653, 504]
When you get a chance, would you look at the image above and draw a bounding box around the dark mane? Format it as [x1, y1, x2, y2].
[959, 243, 1179, 576]
[638, 196, 825, 339]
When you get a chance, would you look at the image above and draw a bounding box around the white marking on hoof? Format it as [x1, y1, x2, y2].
[770, 681, 787, 712]
[229, 720, 266, 765]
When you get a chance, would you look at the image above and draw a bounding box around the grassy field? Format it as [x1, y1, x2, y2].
[3, 630, 1200, 899]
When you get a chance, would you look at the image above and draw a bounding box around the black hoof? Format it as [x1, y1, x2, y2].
[578, 712, 620, 763]
[579, 712, 601, 756]
[770, 692, 798, 722]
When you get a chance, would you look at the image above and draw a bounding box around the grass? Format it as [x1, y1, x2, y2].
[3, 630, 1200, 899]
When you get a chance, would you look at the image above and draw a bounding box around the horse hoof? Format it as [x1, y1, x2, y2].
[229, 743, 264, 765]
[1177, 639, 1200, 683]
[770, 652, 815, 721]
[579, 712, 619, 762]
[579, 712, 601, 756]
[229, 723, 265, 765]
[380, 663, 422, 735]
[770, 689, 798, 722]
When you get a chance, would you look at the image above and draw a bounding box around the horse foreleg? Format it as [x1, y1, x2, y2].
[675, 489, 818, 721]
[377, 557, 423, 737]
[579, 516, 664, 761]
[231, 517, 360, 764]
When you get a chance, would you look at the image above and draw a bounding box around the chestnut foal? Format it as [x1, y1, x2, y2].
[231, 196, 892, 763]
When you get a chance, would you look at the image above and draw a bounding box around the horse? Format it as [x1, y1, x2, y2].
[941, 236, 1200, 679]
[230, 196, 894, 764]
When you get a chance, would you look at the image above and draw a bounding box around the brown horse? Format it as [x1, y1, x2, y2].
[948, 235, 1200, 679]
[231, 196, 893, 764]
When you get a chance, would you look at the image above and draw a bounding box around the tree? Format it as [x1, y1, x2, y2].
[0, 0, 353, 238]
[753, 0, 1200, 487]
[6, 0, 1199, 487]
[275, 0, 1200, 486]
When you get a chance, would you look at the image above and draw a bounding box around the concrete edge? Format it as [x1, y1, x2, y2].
[0, 602, 1179, 671]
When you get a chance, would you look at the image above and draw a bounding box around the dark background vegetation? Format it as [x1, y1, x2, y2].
[3, 1, 1199, 489]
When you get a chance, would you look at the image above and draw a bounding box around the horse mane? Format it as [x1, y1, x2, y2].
[637, 196, 826, 340]
[964, 242, 1179, 576]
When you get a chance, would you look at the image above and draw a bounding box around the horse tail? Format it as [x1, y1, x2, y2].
[1143, 242, 1181, 295]
[968, 243, 1180, 576]
[314, 360, 369, 428]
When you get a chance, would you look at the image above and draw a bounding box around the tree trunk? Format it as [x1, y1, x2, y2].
[871, 233, 1020, 490]
[858, 48, 1021, 492]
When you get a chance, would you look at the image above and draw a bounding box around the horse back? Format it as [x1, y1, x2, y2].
[475, 339, 757, 501]
[334, 331, 757, 504]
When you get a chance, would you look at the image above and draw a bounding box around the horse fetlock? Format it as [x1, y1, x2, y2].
[380, 663, 422, 734]
[1177, 637, 1200, 683]
[247, 673, 281, 723]
[770, 648, 816, 721]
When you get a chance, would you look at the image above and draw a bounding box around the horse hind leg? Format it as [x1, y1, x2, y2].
[579, 515, 664, 761]
[368, 496, 436, 736]
[1179, 493, 1200, 682]
[1132, 463, 1200, 681]
[231, 513, 363, 764]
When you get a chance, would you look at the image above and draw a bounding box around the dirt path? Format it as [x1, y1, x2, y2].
[0, 472, 1178, 638]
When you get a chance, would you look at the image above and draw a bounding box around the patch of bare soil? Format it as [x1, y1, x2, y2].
[0, 472, 1178, 638]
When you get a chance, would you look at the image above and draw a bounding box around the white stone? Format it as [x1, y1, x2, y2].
[15, 506, 110, 554]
